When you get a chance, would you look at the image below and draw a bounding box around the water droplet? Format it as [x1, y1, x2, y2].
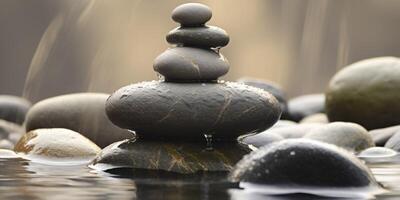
[204, 134, 213, 151]
[290, 151, 296, 156]
[156, 73, 165, 81]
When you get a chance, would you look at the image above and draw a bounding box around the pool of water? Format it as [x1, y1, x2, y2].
[1, 155, 400, 200]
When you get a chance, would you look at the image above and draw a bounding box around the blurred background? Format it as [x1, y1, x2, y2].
[1, 0, 400, 102]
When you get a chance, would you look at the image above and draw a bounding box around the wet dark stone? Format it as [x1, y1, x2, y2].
[370, 125, 400, 146]
[304, 122, 374, 152]
[229, 139, 376, 187]
[153, 47, 229, 82]
[287, 94, 325, 122]
[24, 93, 132, 148]
[166, 26, 229, 48]
[106, 81, 281, 141]
[238, 132, 283, 149]
[384, 130, 400, 151]
[0, 95, 31, 125]
[237, 78, 289, 119]
[326, 57, 400, 130]
[91, 139, 251, 174]
[172, 3, 212, 27]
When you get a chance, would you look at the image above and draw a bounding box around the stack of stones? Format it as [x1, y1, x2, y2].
[92, 3, 281, 174]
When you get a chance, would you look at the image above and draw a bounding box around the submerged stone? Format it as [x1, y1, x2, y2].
[91, 139, 251, 174]
[304, 122, 374, 152]
[14, 128, 101, 164]
[153, 47, 229, 81]
[167, 26, 229, 48]
[287, 94, 325, 122]
[0, 95, 31, 125]
[24, 93, 132, 148]
[172, 3, 212, 26]
[106, 81, 281, 141]
[229, 139, 376, 187]
[326, 57, 400, 130]
[370, 125, 400, 146]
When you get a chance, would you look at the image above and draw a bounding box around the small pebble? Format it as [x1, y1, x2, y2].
[172, 3, 212, 26]
[358, 147, 397, 158]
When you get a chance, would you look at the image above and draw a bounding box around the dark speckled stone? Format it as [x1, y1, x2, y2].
[229, 139, 376, 187]
[153, 47, 229, 82]
[91, 139, 251, 174]
[106, 81, 281, 141]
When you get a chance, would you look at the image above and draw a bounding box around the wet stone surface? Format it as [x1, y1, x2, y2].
[92, 139, 251, 174]
[230, 139, 377, 187]
[106, 81, 281, 141]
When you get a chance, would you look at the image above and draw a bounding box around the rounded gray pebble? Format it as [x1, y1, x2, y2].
[172, 3, 212, 26]
[154, 47, 229, 81]
[167, 26, 229, 48]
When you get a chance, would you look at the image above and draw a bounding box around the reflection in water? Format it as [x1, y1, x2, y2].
[1, 155, 400, 199]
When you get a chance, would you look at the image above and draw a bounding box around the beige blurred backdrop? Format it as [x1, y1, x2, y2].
[1, 0, 400, 102]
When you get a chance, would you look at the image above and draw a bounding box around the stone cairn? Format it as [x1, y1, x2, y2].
[93, 3, 281, 174]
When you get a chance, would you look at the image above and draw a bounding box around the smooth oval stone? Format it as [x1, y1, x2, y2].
[304, 122, 374, 152]
[300, 113, 329, 124]
[0, 95, 31, 124]
[384, 131, 400, 151]
[14, 128, 101, 164]
[326, 57, 400, 130]
[106, 81, 281, 141]
[0, 149, 19, 158]
[358, 147, 397, 158]
[370, 125, 400, 146]
[269, 123, 323, 139]
[237, 77, 289, 119]
[238, 133, 283, 149]
[229, 139, 376, 187]
[24, 93, 132, 148]
[172, 3, 212, 26]
[166, 26, 229, 48]
[287, 94, 325, 122]
[91, 139, 251, 174]
[153, 47, 229, 81]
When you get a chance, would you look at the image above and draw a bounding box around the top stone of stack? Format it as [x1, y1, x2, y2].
[154, 3, 230, 82]
[172, 3, 212, 26]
